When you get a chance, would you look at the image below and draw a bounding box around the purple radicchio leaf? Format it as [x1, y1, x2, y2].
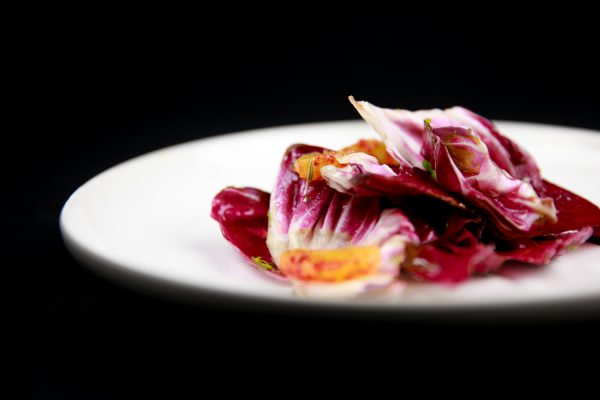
[349, 98, 545, 192]
[290, 207, 420, 298]
[403, 222, 593, 283]
[403, 229, 498, 283]
[266, 143, 327, 264]
[266, 144, 420, 297]
[496, 227, 594, 266]
[445, 106, 544, 192]
[268, 144, 419, 262]
[422, 122, 557, 236]
[534, 180, 600, 238]
[349, 96, 600, 238]
[349, 96, 445, 168]
[211, 186, 283, 278]
[319, 151, 466, 209]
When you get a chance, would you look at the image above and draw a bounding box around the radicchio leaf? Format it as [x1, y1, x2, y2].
[286, 207, 419, 298]
[496, 227, 593, 265]
[403, 225, 593, 283]
[349, 96, 444, 168]
[266, 144, 420, 296]
[403, 229, 499, 283]
[266, 143, 326, 263]
[536, 180, 600, 237]
[211, 187, 282, 277]
[422, 122, 557, 236]
[349, 97, 545, 191]
[349, 97, 599, 240]
[446, 106, 544, 191]
[319, 152, 465, 209]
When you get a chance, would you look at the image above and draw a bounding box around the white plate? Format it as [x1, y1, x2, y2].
[60, 121, 600, 316]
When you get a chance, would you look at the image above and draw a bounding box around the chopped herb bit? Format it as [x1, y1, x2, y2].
[299, 155, 316, 201]
[252, 256, 275, 271]
[422, 160, 437, 180]
[307, 156, 315, 183]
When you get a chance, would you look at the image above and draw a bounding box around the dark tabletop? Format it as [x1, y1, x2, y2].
[7, 8, 600, 397]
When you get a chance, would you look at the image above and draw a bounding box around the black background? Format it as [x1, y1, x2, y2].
[7, 8, 600, 397]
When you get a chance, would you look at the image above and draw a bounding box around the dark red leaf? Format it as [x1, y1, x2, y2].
[533, 180, 600, 237]
[211, 186, 282, 277]
[348, 167, 466, 209]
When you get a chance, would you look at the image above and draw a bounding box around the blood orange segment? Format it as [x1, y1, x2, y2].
[279, 246, 381, 282]
[340, 139, 399, 166]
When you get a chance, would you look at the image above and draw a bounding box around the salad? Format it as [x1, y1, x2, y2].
[211, 97, 600, 298]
